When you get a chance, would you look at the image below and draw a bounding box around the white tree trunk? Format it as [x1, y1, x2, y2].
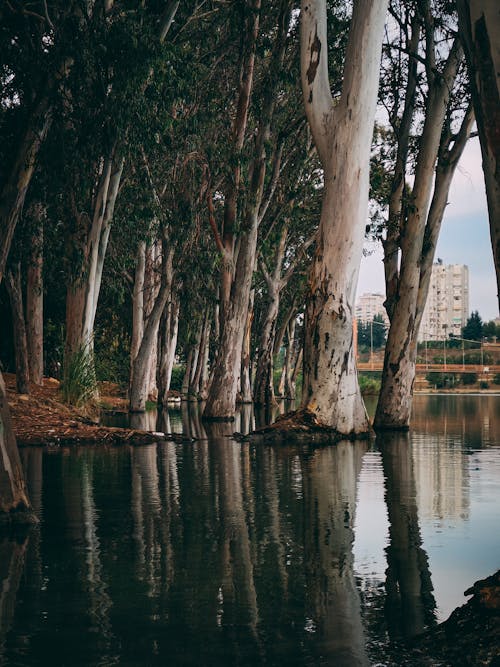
[129, 238, 173, 412]
[375, 40, 463, 430]
[130, 241, 146, 381]
[299, 0, 387, 435]
[157, 296, 179, 405]
[65, 152, 123, 362]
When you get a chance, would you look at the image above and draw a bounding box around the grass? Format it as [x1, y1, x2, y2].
[61, 343, 98, 408]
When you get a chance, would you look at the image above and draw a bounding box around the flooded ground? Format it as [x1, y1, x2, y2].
[1, 395, 499, 665]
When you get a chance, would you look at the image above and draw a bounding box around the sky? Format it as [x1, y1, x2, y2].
[357, 136, 499, 322]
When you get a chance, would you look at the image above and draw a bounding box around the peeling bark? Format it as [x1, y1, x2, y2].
[375, 37, 464, 430]
[298, 0, 388, 435]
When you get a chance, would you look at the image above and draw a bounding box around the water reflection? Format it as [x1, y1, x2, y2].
[1, 396, 499, 666]
[379, 433, 436, 639]
[302, 441, 369, 666]
[0, 534, 29, 661]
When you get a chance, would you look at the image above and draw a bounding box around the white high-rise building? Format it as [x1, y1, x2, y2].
[355, 293, 389, 326]
[419, 262, 469, 341]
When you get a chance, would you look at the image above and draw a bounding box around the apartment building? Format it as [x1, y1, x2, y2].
[418, 262, 469, 341]
[355, 293, 390, 326]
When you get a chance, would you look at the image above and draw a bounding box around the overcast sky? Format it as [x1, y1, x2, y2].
[357, 136, 499, 322]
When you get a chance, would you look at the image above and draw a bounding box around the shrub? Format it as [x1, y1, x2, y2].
[358, 374, 381, 395]
[479, 380, 489, 389]
[461, 372, 477, 386]
[426, 372, 457, 389]
[493, 374, 500, 386]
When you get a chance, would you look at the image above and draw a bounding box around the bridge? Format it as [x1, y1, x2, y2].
[357, 362, 500, 375]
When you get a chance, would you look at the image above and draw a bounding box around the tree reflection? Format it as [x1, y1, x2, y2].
[0, 533, 29, 660]
[302, 441, 370, 666]
[379, 432, 436, 639]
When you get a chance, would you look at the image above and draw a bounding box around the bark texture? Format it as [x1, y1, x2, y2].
[299, 0, 388, 435]
[0, 374, 31, 517]
[457, 0, 500, 310]
[26, 213, 44, 385]
[129, 237, 173, 412]
[375, 36, 464, 430]
[6, 264, 30, 394]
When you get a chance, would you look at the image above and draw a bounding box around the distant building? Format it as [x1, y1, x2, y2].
[355, 293, 389, 326]
[419, 262, 469, 341]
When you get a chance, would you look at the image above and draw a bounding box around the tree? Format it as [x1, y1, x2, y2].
[203, 0, 296, 419]
[296, 0, 388, 435]
[462, 310, 484, 340]
[374, 1, 470, 430]
[456, 1, 500, 311]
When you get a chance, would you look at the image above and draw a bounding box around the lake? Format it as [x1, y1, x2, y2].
[1, 395, 499, 665]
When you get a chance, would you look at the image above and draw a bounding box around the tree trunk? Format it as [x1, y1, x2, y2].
[0, 95, 52, 285]
[457, 0, 500, 311]
[130, 241, 146, 385]
[299, 0, 387, 435]
[375, 40, 463, 430]
[0, 374, 32, 518]
[204, 224, 259, 419]
[253, 284, 280, 406]
[65, 152, 123, 361]
[129, 237, 173, 412]
[157, 296, 179, 405]
[240, 291, 254, 404]
[6, 264, 30, 394]
[26, 212, 44, 385]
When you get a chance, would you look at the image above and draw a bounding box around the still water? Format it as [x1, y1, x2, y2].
[1, 395, 499, 666]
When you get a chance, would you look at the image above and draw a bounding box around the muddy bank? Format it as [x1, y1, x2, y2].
[4, 374, 161, 447]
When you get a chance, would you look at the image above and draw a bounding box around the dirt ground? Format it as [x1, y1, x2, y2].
[4, 374, 158, 446]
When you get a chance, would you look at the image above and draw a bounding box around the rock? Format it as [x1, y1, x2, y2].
[414, 570, 500, 666]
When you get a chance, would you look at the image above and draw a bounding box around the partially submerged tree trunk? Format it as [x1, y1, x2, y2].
[0, 374, 33, 522]
[6, 264, 30, 395]
[240, 291, 254, 404]
[129, 235, 173, 412]
[203, 0, 291, 419]
[457, 0, 500, 311]
[26, 212, 44, 385]
[297, 0, 388, 436]
[157, 296, 179, 405]
[375, 33, 465, 430]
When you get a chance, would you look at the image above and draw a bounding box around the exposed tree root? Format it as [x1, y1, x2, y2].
[240, 408, 372, 444]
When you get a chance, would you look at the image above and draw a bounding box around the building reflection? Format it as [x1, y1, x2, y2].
[6, 396, 496, 665]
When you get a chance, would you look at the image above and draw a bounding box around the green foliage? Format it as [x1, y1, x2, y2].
[357, 315, 387, 349]
[461, 373, 477, 386]
[426, 372, 458, 389]
[62, 344, 97, 407]
[479, 381, 489, 389]
[170, 365, 185, 393]
[462, 311, 483, 341]
[493, 374, 500, 386]
[358, 375, 381, 396]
